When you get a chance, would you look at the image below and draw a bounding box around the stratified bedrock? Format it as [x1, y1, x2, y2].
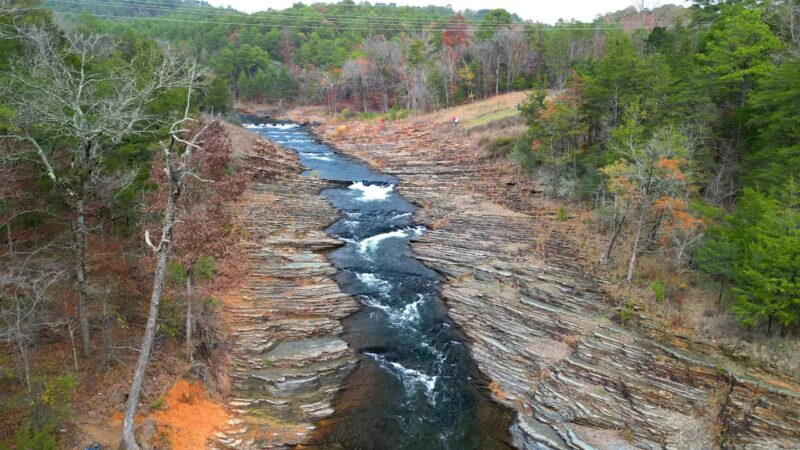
[214, 139, 359, 449]
[317, 122, 800, 450]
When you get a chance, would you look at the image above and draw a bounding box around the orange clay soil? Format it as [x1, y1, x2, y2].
[107, 379, 229, 449]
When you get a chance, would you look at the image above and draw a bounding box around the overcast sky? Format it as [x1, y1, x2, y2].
[205, 1, 685, 24]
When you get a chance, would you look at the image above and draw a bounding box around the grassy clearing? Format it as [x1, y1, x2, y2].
[463, 107, 521, 129]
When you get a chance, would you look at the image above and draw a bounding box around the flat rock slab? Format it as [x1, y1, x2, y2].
[264, 337, 349, 367]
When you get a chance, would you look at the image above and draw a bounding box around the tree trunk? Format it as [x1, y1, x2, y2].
[645, 211, 664, 252]
[600, 201, 629, 264]
[185, 267, 194, 363]
[74, 198, 91, 356]
[122, 159, 181, 450]
[379, 71, 389, 113]
[626, 206, 647, 284]
[495, 58, 500, 96]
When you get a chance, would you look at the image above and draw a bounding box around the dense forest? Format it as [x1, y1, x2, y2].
[44, 0, 595, 111]
[42, 0, 797, 341]
[1, 0, 800, 448]
[510, 0, 800, 336]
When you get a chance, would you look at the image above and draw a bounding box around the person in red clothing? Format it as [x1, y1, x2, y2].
[452, 116, 460, 126]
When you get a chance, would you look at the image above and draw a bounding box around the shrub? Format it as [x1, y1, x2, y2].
[650, 278, 666, 304]
[619, 300, 637, 323]
[195, 256, 216, 282]
[485, 136, 516, 157]
[387, 107, 410, 120]
[166, 261, 187, 287]
[557, 207, 568, 221]
[7, 374, 77, 450]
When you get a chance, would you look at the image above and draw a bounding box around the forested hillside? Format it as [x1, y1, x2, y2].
[1, 0, 800, 447]
[1, 1, 244, 447]
[508, 0, 800, 336]
[43, 0, 686, 113]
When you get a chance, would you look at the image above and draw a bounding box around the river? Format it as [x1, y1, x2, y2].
[246, 122, 513, 450]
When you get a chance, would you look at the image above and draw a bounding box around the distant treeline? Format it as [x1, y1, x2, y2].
[45, 0, 681, 112]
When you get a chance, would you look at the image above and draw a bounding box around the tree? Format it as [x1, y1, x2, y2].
[122, 72, 210, 450]
[0, 254, 65, 392]
[201, 76, 232, 115]
[1, 24, 193, 356]
[475, 8, 513, 42]
[699, 184, 800, 334]
[401, 37, 432, 111]
[602, 126, 698, 282]
[696, 4, 781, 111]
[362, 35, 402, 112]
[439, 14, 470, 106]
[151, 121, 246, 363]
[525, 84, 588, 198]
[744, 56, 800, 192]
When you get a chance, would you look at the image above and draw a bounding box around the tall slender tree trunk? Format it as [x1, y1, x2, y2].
[122, 155, 181, 450]
[495, 58, 500, 96]
[600, 203, 629, 264]
[74, 198, 91, 356]
[6, 218, 12, 253]
[626, 206, 647, 283]
[185, 267, 194, 363]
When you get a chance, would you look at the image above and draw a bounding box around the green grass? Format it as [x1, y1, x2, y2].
[464, 108, 520, 129]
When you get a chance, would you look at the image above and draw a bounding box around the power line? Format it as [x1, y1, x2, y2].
[50, 10, 687, 34]
[46, 0, 507, 29]
[45, 0, 690, 30]
[47, 0, 523, 26]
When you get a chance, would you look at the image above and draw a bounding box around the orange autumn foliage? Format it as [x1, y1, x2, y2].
[655, 158, 687, 181]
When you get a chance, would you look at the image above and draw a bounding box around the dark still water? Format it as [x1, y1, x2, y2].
[246, 122, 513, 450]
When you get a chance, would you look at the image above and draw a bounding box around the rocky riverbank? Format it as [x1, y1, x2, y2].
[214, 136, 359, 449]
[308, 116, 800, 450]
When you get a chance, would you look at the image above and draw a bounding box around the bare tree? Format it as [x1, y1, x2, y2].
[121, 68, 211, 450]
[1, 25, 193, 356]
[0, 250, 66, 392]
[342, 58, 374, 113]
[362, 36, 402, 113]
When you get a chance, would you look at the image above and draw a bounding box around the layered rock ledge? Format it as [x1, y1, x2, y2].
[214, 138, 359, 449]
[314, 119, 800, 450]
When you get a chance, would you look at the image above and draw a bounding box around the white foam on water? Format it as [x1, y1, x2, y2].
[419, 339, 448, 366]
[364, 353, 438, 406]
[390, 212, 412, 221]
[302, 154, 334, 162]
[358, 229, 408, 254]
[359, 295, 392, 314]
[397, 294, 426, 324]
[356, 273, 392, 298]
[357, 226, 425, 255]
[244, 122, 299, 130]
[349, 182, 394, 202]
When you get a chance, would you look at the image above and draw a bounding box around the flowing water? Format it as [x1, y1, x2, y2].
[247, 122, 513, 450]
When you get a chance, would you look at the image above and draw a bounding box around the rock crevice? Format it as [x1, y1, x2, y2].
[314, 121, 800, 450]
[215, 139, 359, 449]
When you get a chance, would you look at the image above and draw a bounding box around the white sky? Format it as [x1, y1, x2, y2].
[205, 1, 686, 24]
